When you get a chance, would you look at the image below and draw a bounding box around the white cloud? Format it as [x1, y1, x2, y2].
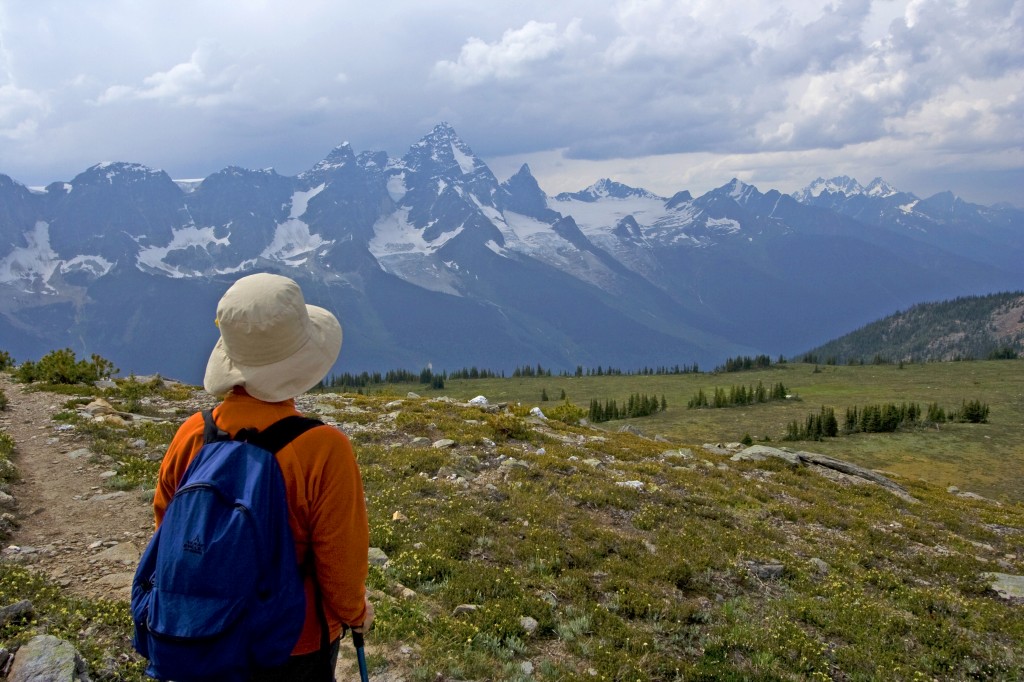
[606, 0, 756, 66]
[96, 44, 249, 107]
[754, 0, 1024, 152]
[0, 83, 48, 139]
[0, 1, 1018, 205]
[433, 18, 586, 87]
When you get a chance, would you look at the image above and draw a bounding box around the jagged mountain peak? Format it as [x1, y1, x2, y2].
[554, 178, 662, 203]
[918, 190, 975, 215]
[357, 150, 390, 170]
[212, 165, 281, 178]
[793, 176, 865, 202]
[321, 141, 356, 165]
[193, 166, 285, 193]
[510, 163, 534, 179]
[498, 163, 559, 222]
[497, 163, 539, 190]
[0, 174, 28, 191]
[76, 162, 170, 186]
[711, 178, 761, 203]
[413, 122, 470, 155]
[425, 121, 460, 141]
[864, 177, 900, 198]
[300, 142, 358, 181]
[665, 190, 693, 209]
[793, 175, 905, 203]
[404, 123, 488, 179]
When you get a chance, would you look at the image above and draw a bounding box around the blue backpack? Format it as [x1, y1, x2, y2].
[132, 410, 323, 682]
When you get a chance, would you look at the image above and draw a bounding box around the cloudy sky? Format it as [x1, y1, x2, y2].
[0, 0, 1021, 205]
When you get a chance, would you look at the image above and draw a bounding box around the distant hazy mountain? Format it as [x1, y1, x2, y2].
[1, 126, 1021, 381]
[799, 292, 1024, 362]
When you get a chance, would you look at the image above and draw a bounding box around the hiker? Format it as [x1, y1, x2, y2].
[151, 272, 373, 680]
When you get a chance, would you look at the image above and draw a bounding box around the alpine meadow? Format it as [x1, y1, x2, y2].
[0, 343, 1021, 679]
[0, 126, 1022, 680]
[2, 2, 1024, 679]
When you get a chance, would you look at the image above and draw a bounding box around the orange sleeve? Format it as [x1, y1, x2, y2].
[307, 430, 369, 628]
[153, 412, 206, 528]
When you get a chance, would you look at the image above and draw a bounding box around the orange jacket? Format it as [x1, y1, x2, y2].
[153, 388, 369, 655]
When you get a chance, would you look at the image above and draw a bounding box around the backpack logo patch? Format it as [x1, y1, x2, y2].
[183, 536, 205, 555]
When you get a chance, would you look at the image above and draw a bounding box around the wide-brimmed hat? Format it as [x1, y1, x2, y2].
[203, 273, 342, 402]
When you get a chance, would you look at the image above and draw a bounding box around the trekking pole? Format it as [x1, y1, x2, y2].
[352, 629, 369, 682]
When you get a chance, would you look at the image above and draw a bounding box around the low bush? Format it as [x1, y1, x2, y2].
[14, 349, 117, 385]
[544, 399, 586, 424]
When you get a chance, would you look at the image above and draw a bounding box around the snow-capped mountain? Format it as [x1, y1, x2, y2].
[1, 125, 1021, 380]
[792, 175, 900, 202]
[554, 178, 664, 203]
[793, 175, 1023, 273]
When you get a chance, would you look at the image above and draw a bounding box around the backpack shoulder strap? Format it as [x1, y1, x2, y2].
[202, 409, 323, 453]
[201, 409, 232, 444]
[245, 415, 325, 454]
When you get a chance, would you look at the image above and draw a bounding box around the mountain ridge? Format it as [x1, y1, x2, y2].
[1, 124, 1021, 381]
[801, 291, 1024, 363]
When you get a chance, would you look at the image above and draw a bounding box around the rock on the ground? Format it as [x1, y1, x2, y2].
[8, 634, 91, 682]
[985, 572, 1024, 600]
[731, 445, 801, 466]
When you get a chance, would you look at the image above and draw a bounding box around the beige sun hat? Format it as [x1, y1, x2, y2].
[203, 273, 342, 402]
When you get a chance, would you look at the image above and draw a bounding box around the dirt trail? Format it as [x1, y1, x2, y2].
[0, 375, 395, 679]
[0, 373, 155, 602]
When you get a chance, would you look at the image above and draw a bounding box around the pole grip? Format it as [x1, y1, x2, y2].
[353, 629, 369, 682]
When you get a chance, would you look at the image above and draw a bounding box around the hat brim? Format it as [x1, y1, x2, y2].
[204, 304, 342, 402]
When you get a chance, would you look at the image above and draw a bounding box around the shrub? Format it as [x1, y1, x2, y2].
[545, 399, 586, 424]
[0, 350, 13, 371]
[0, 388, 7, 412]
[114, 375, 166, 414]
[14, 349, 117, 385]
[953, 399, 989, 424]
[489, 413, 531, 441]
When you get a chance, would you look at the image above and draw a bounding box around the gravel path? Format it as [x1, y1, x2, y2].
[0, 373, 154, 602]
[0, 375, 393, 678]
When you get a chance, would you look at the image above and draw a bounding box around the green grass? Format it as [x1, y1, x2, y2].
[2, 361, 1022, 680]
[353, 408, 1024, 680]
[401, 360, 1024, 503]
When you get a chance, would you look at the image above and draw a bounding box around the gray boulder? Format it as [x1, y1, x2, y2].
[8, 635, 90, 682]
[985, 572, 1024, 601]
[730, 445, 801, 466]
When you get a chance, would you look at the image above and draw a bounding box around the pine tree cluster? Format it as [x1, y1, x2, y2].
[784, 398, 991, 441]
[844, 403, 923, 433]
[715, 354, 779, 373]
[512, 364, 553, 377]
[588, 393, 667, 423]
[784, 406, 839, 441]
[448, 367, 503, 380]
[325, 367, 446, 390]
[569, 364, 699, 377]
[687, 381, 788, 409]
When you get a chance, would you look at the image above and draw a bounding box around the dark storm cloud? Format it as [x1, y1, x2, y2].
[0, 0, 1018, 204]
